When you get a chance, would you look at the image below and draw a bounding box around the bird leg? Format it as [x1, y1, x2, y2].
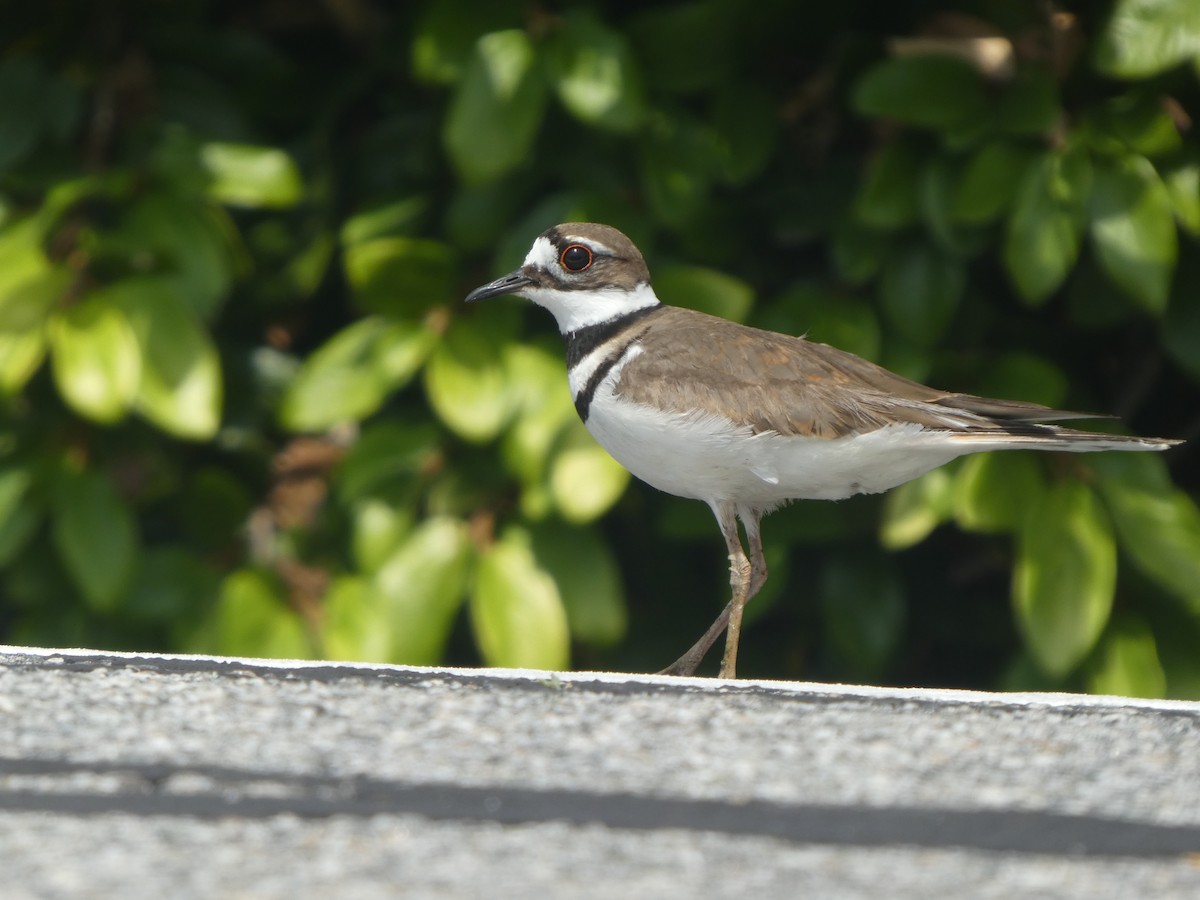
[659, 503, 767, 679]
[742, 505, 768, 600]
[718, 505, 766, 679]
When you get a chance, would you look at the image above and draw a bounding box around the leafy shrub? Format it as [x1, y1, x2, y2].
[0, 0, 1197, 695]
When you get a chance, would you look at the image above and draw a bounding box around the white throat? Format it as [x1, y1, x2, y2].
[523, 281, 661, 334]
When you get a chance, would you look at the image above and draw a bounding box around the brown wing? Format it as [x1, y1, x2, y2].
[615, 307, 1101, 439]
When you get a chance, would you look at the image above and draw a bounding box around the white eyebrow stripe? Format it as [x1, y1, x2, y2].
[563, 236, 612, 255]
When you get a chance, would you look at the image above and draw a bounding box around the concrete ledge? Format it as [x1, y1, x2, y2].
[3, 646, 1200, 898]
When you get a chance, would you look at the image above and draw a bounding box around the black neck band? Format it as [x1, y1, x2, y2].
[564, 304, 661, 423]
[563, 303, 660, 370]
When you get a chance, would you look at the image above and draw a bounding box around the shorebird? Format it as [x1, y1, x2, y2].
[466, 223, 1179, 678]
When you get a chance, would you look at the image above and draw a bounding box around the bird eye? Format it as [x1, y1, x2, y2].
[560, 244, 593, 272]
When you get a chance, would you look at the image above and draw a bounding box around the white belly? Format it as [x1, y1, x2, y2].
[583, 388, 966, 508]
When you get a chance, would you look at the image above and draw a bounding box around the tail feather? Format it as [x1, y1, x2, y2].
[936, 393, 1113, 423]
[927, 396, 1181, 452]
[948, 425, 1181, 453]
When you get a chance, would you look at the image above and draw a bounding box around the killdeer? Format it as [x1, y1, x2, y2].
[466, 223, 1180, 679]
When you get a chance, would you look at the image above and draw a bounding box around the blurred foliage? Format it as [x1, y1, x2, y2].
[0, 0, 1198, 697]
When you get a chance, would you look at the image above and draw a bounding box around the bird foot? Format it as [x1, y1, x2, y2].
[657, 655, 702, 678]
[657, 601, 734, 677]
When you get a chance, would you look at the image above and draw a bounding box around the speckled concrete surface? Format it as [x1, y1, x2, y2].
[3, 647, 1200, 898]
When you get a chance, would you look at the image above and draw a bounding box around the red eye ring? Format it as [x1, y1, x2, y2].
[560, 244, 593, 272]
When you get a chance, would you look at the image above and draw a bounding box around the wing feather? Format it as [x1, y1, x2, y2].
[614, 308, 1115, 440]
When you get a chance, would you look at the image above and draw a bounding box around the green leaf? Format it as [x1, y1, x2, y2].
[200, 142, 303, 208]
[711, 84, 777, 185]
[1161, 152, 1200, 236]
[996, 68, 1060, 137]
[1087, 615, 1166, 698]
[954, 452, 1046, 534]
[470, 525, 570, 670]
[653, 264, 754, 321]
[951, 142, 1037, 224]
[1095, 0, 1200, 78]
[327, 516, 471, 664]
[288, 232, 334, 300]
[973, 353, 1069, 409]
[829, 218, 888, 286]
[336, 420, 440, 503]
[1088, 448, 1172, 493]
[443, 30, 548, 184]
[52, 470, 139, 611]
[529, 523, 626, 646]
[878, 339, 933, 384]
[445, 180, 527, 249]
[0, 265, 67, 332]
[0, 501, 39, 569]
[375, 321, 441, 391]
[121, 193, 234, 320]
[1089, 93, 1183, 158]
[879, 241, 965, 346]
[0, 216, 52, 311]
[879, 467, 954, 550]
[920, 154, 990, 257]
[1004, 148, 1091, 305]
[125, 548, 220, 625]
[999, 652, 1067, 692]
[208, 569, 312, 659]
[854, 139, 923, 229]
[49, 299, 141, 424]
[321, 578, 387, 661]
[547, 11, 644, 132]
[1092, 453, 1200, 615]
[281, 317, 436, 433]
[108, 278, 222, 440]
[0, 464, 38, 567]
[1014, 480, 1116, 677]
[549, 420, 630, 524]
[343, 237, 456, 316]
[282, 320, 388, 431]
[411, 0, 523, 85]
[1089, 154, 1178, 314]
[340, 197, 430, 247]
[0, 326, 47, 395]
[351, 498, 414, 575]
[852, 55, 987, 132]
[820, 551, 906, 676]
[918, 154, 959, 250]
[801, 296, 882, 362]
[500, 342, 575, 487]
[639, 115, 719, 226]
[424, 316, 513, 442]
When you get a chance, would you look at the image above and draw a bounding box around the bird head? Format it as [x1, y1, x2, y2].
[465, 223, 658, 333]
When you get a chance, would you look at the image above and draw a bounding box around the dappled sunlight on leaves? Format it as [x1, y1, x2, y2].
[0, 1, 1196, 694]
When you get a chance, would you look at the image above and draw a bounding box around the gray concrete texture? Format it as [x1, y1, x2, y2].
[2, 646, 1200, 898]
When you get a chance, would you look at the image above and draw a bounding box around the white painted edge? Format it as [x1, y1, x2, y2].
[4, 644, 1198, 714]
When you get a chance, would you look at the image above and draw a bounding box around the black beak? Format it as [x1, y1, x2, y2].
[465, 270, 536, 303]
